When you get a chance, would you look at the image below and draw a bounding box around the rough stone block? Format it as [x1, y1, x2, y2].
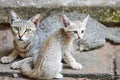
[0, 0, 120, 23]
[115, 48, 120, 77]
[0, 0, 120, 8]
[63, 43, 117, 80]
[0, 26, 13, 58]
[0, 13, 120, 80]
[0, 43, 118, 80]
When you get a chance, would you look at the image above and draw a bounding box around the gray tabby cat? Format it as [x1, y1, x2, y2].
[37, 13, 120, 51]
[1, 10, 41, 69]
[20, 15, 89, 79]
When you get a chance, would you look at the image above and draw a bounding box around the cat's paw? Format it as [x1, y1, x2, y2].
[54, 73, 63, 79]
[11, 62, 21, 70]
[1, 56, 13, 63]
[70, 62, 82, 70]
[79, 45, 89, 51]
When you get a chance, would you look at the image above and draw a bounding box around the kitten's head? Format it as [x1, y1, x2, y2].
[8, 10, 41, 41]
[62, 14, 89, 40]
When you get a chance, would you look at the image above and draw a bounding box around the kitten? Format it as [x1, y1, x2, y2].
[20, 14, 89, 79]
[1, 10, 41, 69]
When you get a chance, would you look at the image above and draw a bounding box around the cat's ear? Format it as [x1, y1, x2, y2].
[62, 14, 70, 27]
[8, 10, 20, 24]
[81, 15, 89, 27]
[29, 14, 41, 27]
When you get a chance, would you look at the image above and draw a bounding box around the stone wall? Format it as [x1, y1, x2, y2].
[0, 0, 120, 25]
[0, 0, 120, 7]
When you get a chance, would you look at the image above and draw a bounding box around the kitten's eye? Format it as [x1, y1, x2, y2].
[25, 29, 31, 32]
[14, 27, 19, 31]
[81, 30, 84, 33]
[73, 31, 78, 34]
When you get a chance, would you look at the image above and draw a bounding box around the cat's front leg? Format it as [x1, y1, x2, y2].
[63, 51, 82, 70]
[1, 50, 18, 63]
[11, 57, 32, 70]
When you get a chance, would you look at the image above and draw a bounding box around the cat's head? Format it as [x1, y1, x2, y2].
[62, 14, 89, 40]
[8, 10, 41, 41]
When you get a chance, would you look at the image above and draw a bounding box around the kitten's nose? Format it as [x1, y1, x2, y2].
[77, 34, 80, 39]
[77, 35, 80, 39]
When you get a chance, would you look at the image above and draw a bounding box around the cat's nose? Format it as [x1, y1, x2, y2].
[18, 34, 23, 40]
[18, 36, 23, 41]
[78, 36, 80, 39]
[77, 34, 80, 39]
[19, 38, 23, 41]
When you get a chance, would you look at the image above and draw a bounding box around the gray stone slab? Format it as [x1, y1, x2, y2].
[0, 76, 89, 80]
[0, 13, 119, 80]
[0, 0, 120, 23]
[0, 0, 120, 8]
[63, 43, 117, 79]
[0, 26, 13, 58]
[115, 48, 120, 76]
[0, 43, 118, 80]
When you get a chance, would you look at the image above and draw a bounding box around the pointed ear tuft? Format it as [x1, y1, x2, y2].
[8, 10, 20, 24]
[82, 15, 89, 27]
[29, 14, 41, 27]
[62, 14, 70, 27]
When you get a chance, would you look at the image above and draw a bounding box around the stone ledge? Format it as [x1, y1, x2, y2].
[0, 0, 120, 8]
[0, 63, 114, 80]
[0, 7, 120, 24]
[0, 13, 119, 80]
[115, 49, 120, 79]
[0, 43, 118, 80]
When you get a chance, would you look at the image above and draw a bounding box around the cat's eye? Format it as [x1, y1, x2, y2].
[73, 31, 78, 34]
[14, 27, 19, 31]
[25, 29, 31, 32]
[81, 30, 84, 33]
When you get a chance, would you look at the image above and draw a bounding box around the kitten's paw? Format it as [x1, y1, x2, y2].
[70, 62, 82, 70]
[1, 56, 13, 63]
[54, 73, 63, 79]
[80, 45, 89, 51]
[11, 62, 21, 70]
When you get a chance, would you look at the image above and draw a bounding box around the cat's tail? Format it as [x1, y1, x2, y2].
[106, 27, 120, 43]
[20, 62, 39, 79]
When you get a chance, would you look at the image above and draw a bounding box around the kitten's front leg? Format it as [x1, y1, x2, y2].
[11, 57, 32, 70]
[1, 50, 18, 63]
[63, 51, 82, 70]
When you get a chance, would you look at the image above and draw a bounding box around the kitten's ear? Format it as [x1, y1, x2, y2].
[62, 14, 70, 27]
[8, 10, 20, 24]
[29, 14, 41, 27]
[82, 15, 89, 27]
